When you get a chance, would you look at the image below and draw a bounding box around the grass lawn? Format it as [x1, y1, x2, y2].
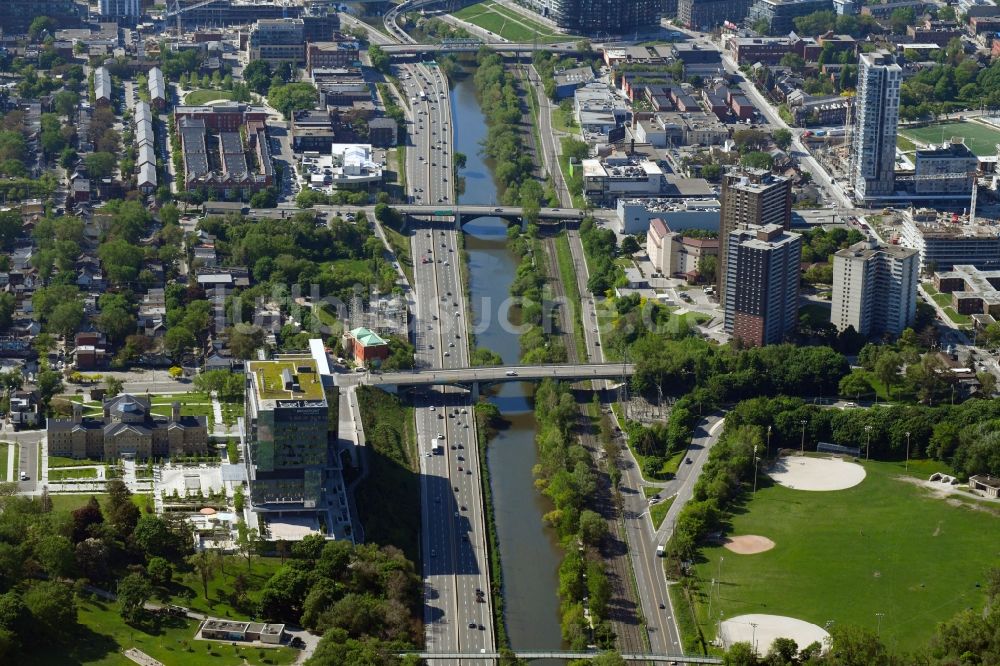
[943, 306, 972, 326]
[453, 0, 573, 43]
[49, 467, 100, 481]
[900, 120, 1000, 156]
[149, 393, 211, 405]
[690, 459, 1000, 652]
[184, 89, 234, 106]
[159, 556, 285, 621]
[48, 493, 151, 516]
[27, 597, 295, 666]
[551, 105, 579, 135]
[896, 134, 917, 152]
[50, 456, 105, 468]
[650, 494, 676, 530]
[150, 403, 213, 420]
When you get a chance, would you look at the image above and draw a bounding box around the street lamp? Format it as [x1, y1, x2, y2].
[766, 425, 772, 459]
[752, 444, 759, 496]
[905, 431, 911, 471]
[875, 612, 885, 637]
[865, 425, 873, 460]
[800, 419, 807, 455]
[750, 622, 758, 656]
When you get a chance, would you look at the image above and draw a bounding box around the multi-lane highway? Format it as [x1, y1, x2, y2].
[413, 223, 496, 662]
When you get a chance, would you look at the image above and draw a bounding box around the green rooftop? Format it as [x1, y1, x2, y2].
[350, 327, 388, 347]
[248, 358, 325, 401]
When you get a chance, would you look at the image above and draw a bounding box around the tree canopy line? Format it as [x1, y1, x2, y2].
[508, 228, 568, 364]
[473, 50, 551, 217]
[534, 380, 615, 650]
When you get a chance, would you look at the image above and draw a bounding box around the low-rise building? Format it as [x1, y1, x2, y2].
[148, 66, 165, 109]
[553, 66, 596, 99]
[247, 18, 305, 65]
[911, 139, 979, 197]
[94, 66, 112, 107]
[906, 19, 964, 46]
[617, 197, 721, 235]
[368, 117, 398, 148]
[969, 474, 1000, 498]
[899, 209, 1000, 270]
[574, 83, 629, 141]
[200, 620, 285, 644]
[48, 394, 209, 461]
[581, 156, 665, 205]
[679, 0, 754, 30]
[934, 264, 1000, 316]
[305, 38, 361, 75]
[302, 144, 383, 189]
[347, 326, 389, 366]
[647, 217, 720, 279]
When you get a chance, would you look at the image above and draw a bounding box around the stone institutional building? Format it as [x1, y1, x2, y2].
[48, 394, 209, 461]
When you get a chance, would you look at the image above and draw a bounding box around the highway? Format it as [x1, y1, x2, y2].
[346, 11, 494, 659]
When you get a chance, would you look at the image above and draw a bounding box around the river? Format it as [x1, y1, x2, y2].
[450, 70, 565, 658]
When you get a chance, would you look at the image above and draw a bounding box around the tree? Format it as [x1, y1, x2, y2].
[741, 151, 774, 171]
[368, 45, 390, 73]
[164, 326, 196, 360]
[698, 254, 717, 283]
[188, 550, 217, 600]
[978, 372, 997, 396]
[132, 515, 175, 558]
[70, 496, 104, 543]
[875, 351, 902, 399]
[890, 7, 916, 35]
[105, 376, 124, 398]
[839, 370, 872, 402]
[228, 324, 264, 360]
[37, 369, 63, 406]
[826, 624, 889, 665]
[578, 509, 608, 546]
[117, 573, 152, 624]
[268, 82, 318, 120]
[98, 239, 145, 285]
[620, 236, 640, 255]
[773, 128, 792, 150]
[23, 582, 75, 635]
[29, 16, 56, 41]
[168, 366, 183, 379]
[147, 556, 173, 586]
[34, 535, 74, 578]
[236, 523, 261, 572]
[47, 300, 83, 338]
[83, 151, 116, 179]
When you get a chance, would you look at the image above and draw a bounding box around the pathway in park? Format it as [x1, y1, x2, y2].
[5, 444, 13, 482]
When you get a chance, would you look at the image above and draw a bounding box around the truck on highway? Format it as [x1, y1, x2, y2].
[432, 441, 443, 454]
[419, 90, 427, 100]
[656, 544, 665, 557]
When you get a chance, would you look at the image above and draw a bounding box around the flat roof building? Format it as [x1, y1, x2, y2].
[832, 239, 919, 337]
[899, 209, 1000, 271]
[934, 264, 1000, 317]
[724, 223, 801, 347]
[852, 51, 901, 203]
[243, 356, 328, 513]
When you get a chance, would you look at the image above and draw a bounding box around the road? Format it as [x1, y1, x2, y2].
[355, 11, 497, 658]
[412, 223, 495, 663]
[338, 363, 635, 389]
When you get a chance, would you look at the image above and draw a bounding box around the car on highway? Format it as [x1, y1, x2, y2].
[505, 370, 517, 376]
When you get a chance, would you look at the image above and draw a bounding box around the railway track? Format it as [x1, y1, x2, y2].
[543, 235, 646, 656]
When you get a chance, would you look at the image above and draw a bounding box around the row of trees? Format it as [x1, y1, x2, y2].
[508, 229, 567, 364]
[473, 51, 547, 212]
[533, 380, 614, 649]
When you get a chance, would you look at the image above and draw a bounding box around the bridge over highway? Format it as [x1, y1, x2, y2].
[382, 41, 582, 56]
[402, 652, 721, 663]
[395, 204, 586, 225]
[355, 363, 635, 399]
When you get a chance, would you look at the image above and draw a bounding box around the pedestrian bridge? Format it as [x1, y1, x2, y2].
[401, 652, 721, 663]
[366, 363, 633, 398]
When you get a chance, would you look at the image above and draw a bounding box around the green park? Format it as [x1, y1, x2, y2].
[689, 456, 1000, 653]
[900, 120, 1000, 156]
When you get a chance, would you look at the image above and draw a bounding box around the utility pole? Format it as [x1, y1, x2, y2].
[865, 425, 872, 460]
[905, 431, 911, 472]
[800, 419, 806, 455]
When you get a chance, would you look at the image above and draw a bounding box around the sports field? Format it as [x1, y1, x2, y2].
[900, 120, 1000, 156]
[452, 1, 575, 43]
[691, 458, 1000, 653]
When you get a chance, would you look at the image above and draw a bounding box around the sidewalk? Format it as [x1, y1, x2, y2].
[5, 443, 13, 482]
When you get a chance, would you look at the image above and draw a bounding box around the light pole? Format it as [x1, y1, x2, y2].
[905, 431, 911, 471]
[752, 444, 759, 496]
[766, 425, 772, 459]
[800, 419, 806, 455]
[865, 425, 873, 460]
[876, 611, 885, 637]
[750, 621, 758, 656]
